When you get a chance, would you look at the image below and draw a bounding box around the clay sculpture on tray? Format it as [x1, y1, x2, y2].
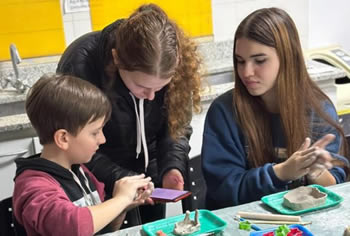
[173, 209, 200, 235]
[283, 186, 327, 211]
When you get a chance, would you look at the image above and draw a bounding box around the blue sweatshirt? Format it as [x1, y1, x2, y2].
[202, 90, 348, 210]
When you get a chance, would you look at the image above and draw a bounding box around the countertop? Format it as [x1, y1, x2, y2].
[0, 40, 347, 143]
[101, 182, 350, 236]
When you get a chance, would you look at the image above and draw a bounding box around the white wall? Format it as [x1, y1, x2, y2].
[58, 0, 350, 54]
[59, 0, 92, 46]
[211, 0, 309, 47]
[211, 0, 350, 52]
[308, 0, 350, 52]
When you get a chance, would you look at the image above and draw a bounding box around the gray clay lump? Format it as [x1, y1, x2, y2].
[173, 209, 201, 235]
[283, 186, 327, 211]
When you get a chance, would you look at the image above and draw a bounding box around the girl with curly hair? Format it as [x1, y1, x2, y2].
[57, 3, 201, 226]
[202, 7, 349, 210]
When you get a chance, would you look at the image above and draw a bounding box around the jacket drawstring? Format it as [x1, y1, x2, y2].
[130, 93, 149, 171]
[69, 167, 101, 206]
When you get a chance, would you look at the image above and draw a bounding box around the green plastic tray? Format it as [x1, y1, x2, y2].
[142, 209, 227, 236]
[261, 184, 343, 215]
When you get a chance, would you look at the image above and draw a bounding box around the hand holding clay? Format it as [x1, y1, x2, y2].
[273, 137, 318, 181]
[307, 134, 335, 179]
[112, 174, 154, 206]
[134, 181, 155, 201]
[307, 150, 333, 179]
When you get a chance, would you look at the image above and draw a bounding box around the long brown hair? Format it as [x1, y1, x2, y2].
[233, 8, 348, 168]
[115, 3, 201, 139]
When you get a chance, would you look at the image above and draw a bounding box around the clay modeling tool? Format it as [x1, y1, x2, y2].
[247, 220, 311, 225]
[236, 211, 301, 222]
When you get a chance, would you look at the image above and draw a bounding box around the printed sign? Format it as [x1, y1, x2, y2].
[63, 0, 89, 13]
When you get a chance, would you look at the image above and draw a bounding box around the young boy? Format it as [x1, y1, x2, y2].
[12, 74, 154, 236]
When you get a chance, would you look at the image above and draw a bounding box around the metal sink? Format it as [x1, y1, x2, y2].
[200, 71, 234, 102]
[0, 90, 26, 117]
[205, 71, 234, 86]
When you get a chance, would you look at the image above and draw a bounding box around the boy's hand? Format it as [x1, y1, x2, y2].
[134, 182, 155, 202]
[125, 181, 155, 211]
[112, 174, 152, 204]
[162, 169, 184, 190]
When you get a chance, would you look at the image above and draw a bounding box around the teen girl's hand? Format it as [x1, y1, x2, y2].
[307, 134, 335, 179]
[273, 137, 317, 181]
[273, 134, 336, 182]
[162, 169, 184, 190]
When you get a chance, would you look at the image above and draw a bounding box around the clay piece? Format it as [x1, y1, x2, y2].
[173, 209, 200, 235]
[262, 225, 303, 236]
[283, 186, 327, 211]
[238, 220, 251, 231]
[344, 226, 350, 236]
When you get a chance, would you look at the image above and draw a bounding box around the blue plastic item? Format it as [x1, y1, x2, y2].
[249, 224, 314, 236]
[261, 184, 343, 215]
[142, 209, 227, 236]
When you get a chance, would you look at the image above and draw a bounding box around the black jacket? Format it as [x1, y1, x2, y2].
[57, 20, 191, 195]
[15, 155, 101, 206]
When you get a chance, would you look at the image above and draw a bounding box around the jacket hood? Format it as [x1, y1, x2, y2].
[15, 154, 78, 181]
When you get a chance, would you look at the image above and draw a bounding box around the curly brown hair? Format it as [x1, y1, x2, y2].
[115, 3, 201, 139]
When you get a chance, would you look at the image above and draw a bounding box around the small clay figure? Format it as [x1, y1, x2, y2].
[173, 209, 201, 235]
[283, 186, 327, 211]
[344, 226, 350, 236]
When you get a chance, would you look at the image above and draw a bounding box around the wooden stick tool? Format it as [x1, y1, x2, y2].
[236, 211, 302, 222]
[247, 220, 311, 225]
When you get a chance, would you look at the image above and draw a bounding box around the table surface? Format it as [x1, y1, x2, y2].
[103, 182, 350, 236]
[101, 182, 350, 236]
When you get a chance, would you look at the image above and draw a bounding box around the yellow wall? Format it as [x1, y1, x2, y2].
[0, 0, 65, 61]
[89, 0, 213, 37]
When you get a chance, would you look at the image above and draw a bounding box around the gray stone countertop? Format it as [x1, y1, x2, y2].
[0, 40, 347, 139]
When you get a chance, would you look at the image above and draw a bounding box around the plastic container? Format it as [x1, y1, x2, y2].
[142, 209, 227, 236]
[261, 184, 343, 215]
[249, 224, 313, 236]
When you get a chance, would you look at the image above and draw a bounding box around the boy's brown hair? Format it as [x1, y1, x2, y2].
[26, 74, 112, 144]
